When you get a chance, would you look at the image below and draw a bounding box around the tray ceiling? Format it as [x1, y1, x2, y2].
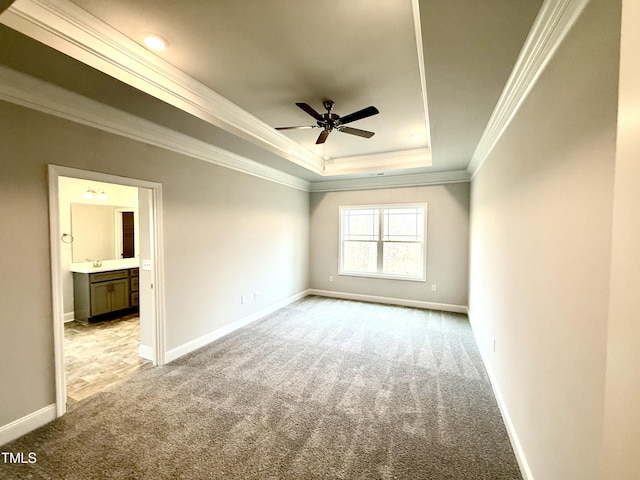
[0, 0, 549, 182]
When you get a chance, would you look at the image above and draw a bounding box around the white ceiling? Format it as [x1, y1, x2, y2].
[0, 0, 543, 181]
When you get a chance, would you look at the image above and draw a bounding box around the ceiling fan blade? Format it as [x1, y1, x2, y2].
[296, 102, 324, 121]
[339, 106, 379, 125]
[275, 125, 317, 130]
[339, 126, 375, 139]
[316, 130, 330, 144]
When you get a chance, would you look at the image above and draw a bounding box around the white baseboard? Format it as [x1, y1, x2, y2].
[138, 344, 153, 361]
[0, 404, 56, 446]
[63, 312, 75, 323]
[165, 290, 309, 363]
[308, 289, 468, 314]
[466, 307, 534, 480]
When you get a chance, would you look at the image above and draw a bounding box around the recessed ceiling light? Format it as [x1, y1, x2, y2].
[143, 34, 167, 51]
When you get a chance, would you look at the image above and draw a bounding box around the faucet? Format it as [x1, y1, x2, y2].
[84, 259, 102, 268]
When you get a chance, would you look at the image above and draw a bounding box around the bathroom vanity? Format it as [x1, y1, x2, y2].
[71, 260, 139, 323]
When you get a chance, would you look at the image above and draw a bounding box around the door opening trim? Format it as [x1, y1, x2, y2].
[48, 164, 166, 417]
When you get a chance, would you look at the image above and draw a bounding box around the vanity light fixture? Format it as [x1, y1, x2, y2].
[143, 34, 168, 51]
[83, 187, 108, 201]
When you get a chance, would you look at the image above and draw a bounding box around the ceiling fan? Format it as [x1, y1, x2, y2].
[276, 100, 379, 144]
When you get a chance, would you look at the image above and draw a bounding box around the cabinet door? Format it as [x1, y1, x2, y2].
[110, 279, 130, 312]
[90, 282, 112, 316]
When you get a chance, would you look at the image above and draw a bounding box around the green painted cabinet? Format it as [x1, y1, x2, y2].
[73, 268, 139, 322]
[130, 268, 139, 307]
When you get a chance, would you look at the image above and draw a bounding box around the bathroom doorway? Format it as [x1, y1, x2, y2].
[48, 165, 165, 417]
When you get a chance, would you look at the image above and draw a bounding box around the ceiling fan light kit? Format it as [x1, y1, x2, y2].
[276, 100, 379, 144]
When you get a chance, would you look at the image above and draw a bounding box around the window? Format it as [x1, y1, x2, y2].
[339, 204, 427, 281]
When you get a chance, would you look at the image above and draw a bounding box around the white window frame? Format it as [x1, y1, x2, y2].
[338, 203, 427, 282]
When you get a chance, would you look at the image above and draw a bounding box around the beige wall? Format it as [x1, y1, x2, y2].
[310, 183, 469, 307]
[601, 0, 640, 477]
[468, 0, 620, 478]
[0, 100, 309, 426]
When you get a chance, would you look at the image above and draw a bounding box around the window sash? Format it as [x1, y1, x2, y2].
[339, 204, 426, 281]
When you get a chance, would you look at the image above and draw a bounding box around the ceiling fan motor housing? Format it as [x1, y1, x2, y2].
[320, 113, 341, 130]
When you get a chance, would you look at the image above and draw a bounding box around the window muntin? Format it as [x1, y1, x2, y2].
[339, 204, 426, 281]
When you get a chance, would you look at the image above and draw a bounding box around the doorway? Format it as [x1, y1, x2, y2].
[115, 208, 137, 260]
[48, 165, 165, 417]
[121, 211, 135, 258]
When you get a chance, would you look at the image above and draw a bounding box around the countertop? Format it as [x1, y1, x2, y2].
[69, 258, 140, 274]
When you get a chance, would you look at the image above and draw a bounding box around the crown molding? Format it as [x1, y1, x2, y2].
[411, 0, 432, 150]
[0, 65, 311, 192]
[323, 148, 432, 176]
[1, 0, 325, 175]
[309, 170, 470, 193]
[0, 65, 467, 193]
[467, 0, 590, 177]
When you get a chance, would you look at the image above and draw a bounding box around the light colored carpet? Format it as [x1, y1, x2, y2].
[1, 296, 521, 479]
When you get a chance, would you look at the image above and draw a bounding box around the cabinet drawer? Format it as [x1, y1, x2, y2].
[89, 270, 128, 283]
[130, 276, 139, 292]
[131, 291, 139, 307]
[130, 268, 139, 277]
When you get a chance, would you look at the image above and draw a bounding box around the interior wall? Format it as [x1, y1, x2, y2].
[137, 188, 153, 352]
[309, 183, 469, 307]
[601, 0, 640, 476]
[467, 0, 621, 478]
[0, 99, 309, 428]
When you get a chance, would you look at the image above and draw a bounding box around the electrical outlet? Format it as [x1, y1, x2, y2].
[254, 291, 259, 300]
[329, 275, 334, 282]
[492, 338, 496, 353]
[241, 295, 247, 305]
[431, 284, 437, 292]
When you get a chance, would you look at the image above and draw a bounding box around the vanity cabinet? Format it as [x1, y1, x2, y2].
[73, 268, 139, 322]
[130, 268, 139, 307]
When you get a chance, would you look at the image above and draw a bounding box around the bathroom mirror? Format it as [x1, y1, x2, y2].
[70, 203, 139, 263]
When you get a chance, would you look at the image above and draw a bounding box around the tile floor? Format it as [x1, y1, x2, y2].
[64, 314, 151, 405]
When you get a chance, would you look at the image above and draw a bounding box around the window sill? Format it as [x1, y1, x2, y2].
[338, 272, 426, 283]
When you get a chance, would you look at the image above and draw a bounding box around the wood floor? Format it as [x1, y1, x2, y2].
[64, 314, 151, 405]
